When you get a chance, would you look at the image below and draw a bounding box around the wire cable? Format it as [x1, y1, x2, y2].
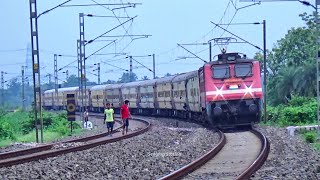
[211, 21, 263, 51]
[0, 49, 26, 53]
[38, 0, 72, 18]
[85, 40, 117, 60]
[85, 16, 136, 45]
[102, 61, 128, 72]
[130, 57, 153, 72]
[90, 0, 135, 41]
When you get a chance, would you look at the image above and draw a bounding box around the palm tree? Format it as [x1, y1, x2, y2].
[294, 62, 316, 97]
[274, 66, 298, 103]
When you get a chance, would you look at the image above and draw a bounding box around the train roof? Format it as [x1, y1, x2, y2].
[172, 71, 198, 82]
[121, 80, 145, 88]
[122, 79, 157, 88]
[86, 85, 94, 89]
[105, 83, 124, 89]
[58, 87, 79, 92]
[90, 84, 112, 90]
[137, 79, 157, 86]
[208, 52, 257, 65]
[44, 89, 55, 93]
[155, 75, 178, 84]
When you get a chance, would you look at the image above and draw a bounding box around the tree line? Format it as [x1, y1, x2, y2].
[255, 12, 318, 105]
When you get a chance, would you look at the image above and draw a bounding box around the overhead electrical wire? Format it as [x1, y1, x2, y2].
[131, 57, 153, 72]
[158, 0, 234, 59]
[89, 0, 145, 57]
[58, 17, 135, 72]
[101, 61, 128, 72]
[61, 3, 141, 7]
[0, 48, 26, 53]
[85, 16, 136, 45]
[85, 40, 117, 60]
[90, 0, 134, 41]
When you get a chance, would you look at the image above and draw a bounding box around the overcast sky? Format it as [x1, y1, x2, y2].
[0, 0, 312, 84]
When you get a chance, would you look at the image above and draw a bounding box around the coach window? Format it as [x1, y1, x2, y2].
[235, 63, 252, 78]
[158, 92, 164, 97]
[174, 91, 178, 97]
[212, 65, 230, 79]
[180, 90, 185, 97]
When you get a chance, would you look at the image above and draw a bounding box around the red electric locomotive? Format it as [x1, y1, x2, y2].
[200, 51, 262, 127]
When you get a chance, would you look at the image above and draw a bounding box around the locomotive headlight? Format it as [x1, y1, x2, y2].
[216, 88, 223, 96]
[245, 87, 252, 94]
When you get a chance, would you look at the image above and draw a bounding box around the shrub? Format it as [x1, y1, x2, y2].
[288, 96, 314, 107]
[0, 110, 80, 141]
[266, 96, 317, 127]
[48, 112, 80, 135]
[0, 122, 15, 140]
[304, 131, 317, 143]
[0, 108, 7, 118]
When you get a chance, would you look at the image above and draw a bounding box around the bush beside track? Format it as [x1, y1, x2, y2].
[0, 109, 81, 146]
[264, 96, 316, 127]
[262, 96, 320, 151]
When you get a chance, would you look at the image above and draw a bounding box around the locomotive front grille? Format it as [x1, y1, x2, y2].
[211, 98, 260, 116]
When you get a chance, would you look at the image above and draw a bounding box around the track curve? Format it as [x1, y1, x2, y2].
[159, 128, 269, 180]
[159, 129, 226, 180]
[0, 116, 150, 168]
[236, 129, 270, 180]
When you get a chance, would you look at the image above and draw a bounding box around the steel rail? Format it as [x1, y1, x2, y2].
[159, 128, 270, 180]
[235, 129, 270, 180]
[0, 117, 122, 160]
[159, 129, 226, 180]
[0, 117, 150, 168]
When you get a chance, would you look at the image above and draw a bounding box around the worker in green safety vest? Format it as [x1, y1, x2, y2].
[104, 102, 115, 136]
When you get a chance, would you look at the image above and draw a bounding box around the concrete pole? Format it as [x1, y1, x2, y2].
[315, 1, 320, 135]
[153, 54, 155, 79]
[1, 71, 4, 107]
[98, 63, 101, 84]
[54, 54, 58, 110]
[22, 66, 25, 111]
[129, 56, 133, 82]
[263, 20, 267, 124]
[209, 41, 212, 62]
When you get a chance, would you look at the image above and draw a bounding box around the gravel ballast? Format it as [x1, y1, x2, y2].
[0, 118, 219, 179]
[252, 125, 320, 180]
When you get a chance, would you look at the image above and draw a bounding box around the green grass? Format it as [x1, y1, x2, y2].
[0, 110, 83, 148]
[0, 131, 62, 147]
[298, 130, 320, 152]
[0, 139, 13, 147]
[17, 131, 62, 143]
[313, 143, 320, 151]
[0, 128, 85, 147]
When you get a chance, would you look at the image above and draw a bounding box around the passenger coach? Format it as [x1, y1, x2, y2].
[43, 51, 262, 127]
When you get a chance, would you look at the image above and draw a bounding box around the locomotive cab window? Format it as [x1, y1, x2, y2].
[212, 65, 230, 79]
[235, 63, 252, 78]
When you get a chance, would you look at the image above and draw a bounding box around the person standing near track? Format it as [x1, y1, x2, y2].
[104, 102, 115, 136]
[120, 100, 131, 135]
[84, 109, 89, 121]
[84, 109, 89, 126]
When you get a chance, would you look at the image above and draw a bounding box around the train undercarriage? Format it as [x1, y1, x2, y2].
[208, 98, 261, 127]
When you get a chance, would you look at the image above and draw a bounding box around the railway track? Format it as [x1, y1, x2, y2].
[160, 128, 269, 180]
[0, 115, 150, 168]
